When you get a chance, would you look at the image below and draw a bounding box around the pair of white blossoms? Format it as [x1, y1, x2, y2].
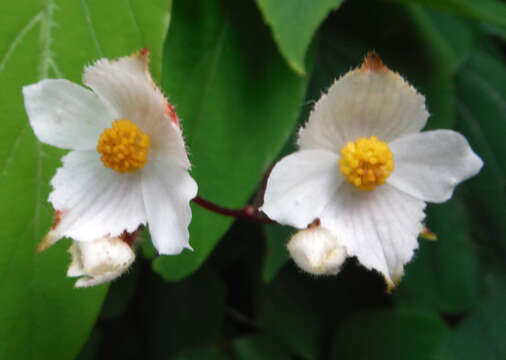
[24, 50, 482, 288]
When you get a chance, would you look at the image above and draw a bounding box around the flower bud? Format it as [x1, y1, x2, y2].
[287, 225, 347, 275]
[67, 236, 135, 287]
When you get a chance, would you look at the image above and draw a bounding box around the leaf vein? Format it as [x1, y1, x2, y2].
[81, 0, 104, 56]
[190, 23, 229, 148]
[463, 69, 506, 117]
[126, 0, 144, 43]
[1, 124, 29, 177]
[0, 11, 43, 73]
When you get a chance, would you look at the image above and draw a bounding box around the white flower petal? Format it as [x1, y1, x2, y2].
[260, 150, 343, 229]
[388, 130, 483, 203]
[83, 51, 158, 119]
[83, 52, 163, 130]
[288, 226, 347, 275]
[149, 117, 191, 169]
[68, 236, 135, 288]
[321, 183, 426, 286]
[49, 151, 147, 242]
[23, 79, 114, 150]
[83, 51, 190, 168]
[298, 54, 428, 153]
[141, 152, 198, 255]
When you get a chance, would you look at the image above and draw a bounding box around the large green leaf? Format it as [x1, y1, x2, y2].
[455, 51, 506, 239]
[0, 1, 169, 359]
[330, 310, 449, 359]
[233, 336, 291, 360]
[261, 260, 391, 359]
[442, 274, 506, 360]
[255, 0, 344, 75]
[140, 268, 226, 358]
[392, 0, 506, 27]
[405, 6, 473, 75]
[402, 4, 476, 129]
[261, 267, 325, 359]
[154, 0, 308, 281]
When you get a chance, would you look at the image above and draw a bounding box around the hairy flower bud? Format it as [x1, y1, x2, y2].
[287, 225, 347, 275]
[67, 236, 135, 287]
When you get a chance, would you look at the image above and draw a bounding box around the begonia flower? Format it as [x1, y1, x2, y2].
[261, 52, 483, 288]
[23, 49, 197, 259]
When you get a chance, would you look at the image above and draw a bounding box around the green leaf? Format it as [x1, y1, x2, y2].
[171, 345, 229, 360]
[262, 224, 292, 283]
[140, 227, 158, 260]
[261, 267, 324, 359]
[330, 310, 449, 359]
[260, 260, 395, 359]
[442, 275, 506, 360]
[141, 268, 226, 358]
[0, 1, 169, 359]
[76, 328, 102, 360]
[255, 0, 344, 75]
[233, 336, 291, 360]
[395, 196, 480, 313]
[406, 7, 474, 75]
[392, 0, 506, 27]
[154, 0, 308, 282]
[402, 5, 476, 129]
[455, 51, 506, 239]
[481, 23, 506, 42]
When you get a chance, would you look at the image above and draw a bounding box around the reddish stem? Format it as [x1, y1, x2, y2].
[192, 196, 275, 224]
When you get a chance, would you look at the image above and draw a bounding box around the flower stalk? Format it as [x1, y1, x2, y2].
[192, 196, 274, 224]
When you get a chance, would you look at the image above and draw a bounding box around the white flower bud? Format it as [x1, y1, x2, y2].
[67, 236, 135, 288]
[287, 225, 347, 275]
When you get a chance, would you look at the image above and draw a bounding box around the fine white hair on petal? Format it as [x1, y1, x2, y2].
[49, 150, 147, 242]
[298, 56, 428, 153]
[23, 79, 116, 151]
[288, 225, 347, 275]
[67, 236, 135, 288]
[387, 129, 484, 203]
[141, 151, 198, 255]
[321, 183, 426, 287]
[82, 51, 160, 123]
[260, 149, 343, 229]
[83, 51, 190, 168]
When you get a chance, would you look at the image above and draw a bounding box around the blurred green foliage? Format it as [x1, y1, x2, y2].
[0, 0, 504, 359]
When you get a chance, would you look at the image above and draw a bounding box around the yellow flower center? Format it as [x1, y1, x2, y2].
[97, 119, 150, 173]
[339, 136, 394, 191]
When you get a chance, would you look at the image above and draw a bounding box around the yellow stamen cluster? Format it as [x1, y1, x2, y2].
[339, 136, 394, 191]
[97, 119, 150, 173]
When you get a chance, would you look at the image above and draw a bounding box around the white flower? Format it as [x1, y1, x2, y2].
[23, 49, 197, 255]
[67, 235, 135, 288]
[287, 223, 347, 276]
[261, 52, 483, 288]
